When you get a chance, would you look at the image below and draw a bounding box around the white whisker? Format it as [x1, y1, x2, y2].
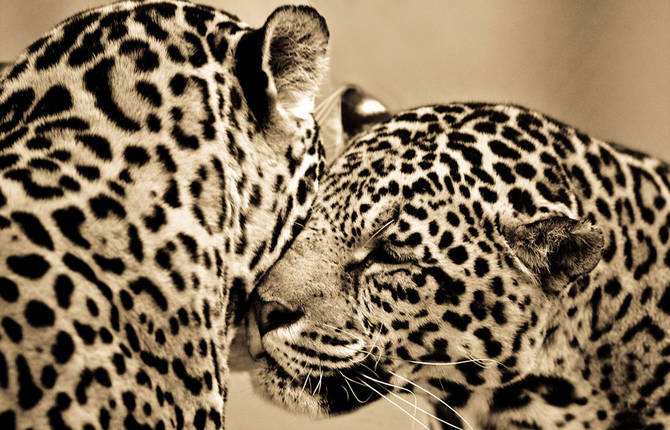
[314, 87, 347, 122]
[352, 378, 431, 430]
[359, 375, 464, 430]
[338, 370, 372, 404]
[408, 358, 504, 368]
[313, 366, 323, 396]
[299, 368, 312, 398]
[390, 371, 474, 430]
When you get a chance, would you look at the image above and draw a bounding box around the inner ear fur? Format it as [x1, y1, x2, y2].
[235, 6, 329, 129]
[262, 6, 329, 117]
[503, 216, 604, 293]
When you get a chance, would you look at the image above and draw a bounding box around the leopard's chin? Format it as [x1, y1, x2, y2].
[251, 354, 388, 416]
[250, 358, 329, 417]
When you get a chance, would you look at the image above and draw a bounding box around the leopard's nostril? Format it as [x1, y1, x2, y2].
[257, 300, 303, 336]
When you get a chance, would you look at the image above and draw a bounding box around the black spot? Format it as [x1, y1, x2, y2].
[76, 165, 100, 181]
[512, 162, 536, 180]
[167, 44, 186, 63]
[40, 364, 56, 388]
[171, 124, 199, 150]
[207, 30, 229, 63]
[89, 194, 126, 219]
[169, 73, 188, 96]
[26, 136, 52, 150]
[53, 275, 74, 309]
[2, 317, 22, 342]
[428, 379, 471, 408]
[442, 311, 471, 331]
[68, 27, 104, 66]
[28, 157, 59, 172]
[74, 321, 96, 344]
[35, 117, 89, 134]
[448, 246, 468, 264]
[7, 254, 50, 279]
[0, 154, 20, 171]
[144, 204, 166, 232]
[0, 277, 19, 302]
[491, 375, 579, 412]
[129, 277, 167, 311]
[24, 300, 55, 327]
[75, 134, 113, 160]
[659, 285, 670, 315]
[75, 368, 94, 405]
[84, 58, 140, 131]
[474, 257, 489, 277]
[0, 89, 34, 134]
[52, 206, 91, 249]
[128, 224, 144, 262]
[135, 81, 162, 107]
[93, 254, 125, 274]
[27, 85, 72, 122]
[10, 212, 53, 250]
[183, 31, 208, 67]
[35, 12, 100, 70]
[156, 145, 177, 173]
[172, 358, 202, 395]
[62, 253, 113, 301]
[508, 188, 537, 216]
[489, 140, 521, 160]
[124, 145, 150, 166]
[147, 114, 161, 132]
[4, 168, 64, 199]
[493, 162, 515, 184]
[17, 354, 43, 409]
[194, 408, 207, 430]
[119, 39, 160, 71]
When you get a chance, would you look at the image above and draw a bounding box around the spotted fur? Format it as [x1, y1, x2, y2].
[248, 102, 670, 429]
[0, 1, 328, 428]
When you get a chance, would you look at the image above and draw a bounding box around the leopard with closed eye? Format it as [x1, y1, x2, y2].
[0, 1, 329, 428]
[247, 100, 670, 429]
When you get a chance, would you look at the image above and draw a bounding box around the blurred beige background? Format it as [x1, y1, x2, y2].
[2, 1, 669, 429]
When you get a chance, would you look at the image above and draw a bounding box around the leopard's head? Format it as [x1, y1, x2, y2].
[246, 104, 604, 416]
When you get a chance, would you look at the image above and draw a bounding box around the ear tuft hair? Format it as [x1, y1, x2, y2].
[503, 216, 604, 293]
[234, 6, 328, 128]
[262, 6, 329, 119]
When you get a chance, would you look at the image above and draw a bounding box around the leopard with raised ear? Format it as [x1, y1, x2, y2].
[0, 1, 329, 428]
[246, 98, 670, 429]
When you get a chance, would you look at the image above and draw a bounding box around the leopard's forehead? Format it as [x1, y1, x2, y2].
[314, 103, 578, 245]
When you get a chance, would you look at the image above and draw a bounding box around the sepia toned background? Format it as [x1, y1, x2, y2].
[2, 1, 669, 429]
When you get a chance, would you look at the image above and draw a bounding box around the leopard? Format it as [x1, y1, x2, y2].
[0, 1, 329, 429]
[245, 99, 670, 429]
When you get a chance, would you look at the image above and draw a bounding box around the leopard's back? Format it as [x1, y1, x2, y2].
[0, 1, 328, 428]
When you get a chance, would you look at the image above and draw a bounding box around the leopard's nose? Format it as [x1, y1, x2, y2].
[252, 293, 304, 337]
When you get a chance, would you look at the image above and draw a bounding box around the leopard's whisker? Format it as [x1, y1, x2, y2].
[299, 368, 312, 398]
[314, 86, 347, 122]
[408, 358, 505, 368]
[338, 370, 372, 404]
[390, 371, 474, 430]
[359, 374, 464, 430]
[351, 377, 431, 430]
[313, 366, 323, 396]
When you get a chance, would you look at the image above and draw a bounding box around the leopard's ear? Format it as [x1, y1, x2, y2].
[502, 216, 604, 293]
[318, 85, 391, 161]
[340, 85, 390, 140]
[235, 6, 328, 127]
